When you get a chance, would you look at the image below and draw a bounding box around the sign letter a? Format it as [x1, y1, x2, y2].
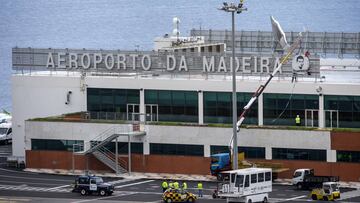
[47, 53, 55, 68]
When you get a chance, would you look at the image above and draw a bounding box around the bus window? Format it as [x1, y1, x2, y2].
[231, 173, 236, 183]
[235, 175, 244, 187]
[251, 174, 257, 184]
[265, 172, 271, 181]
[258, 173, 264, 182]
[245, 175, 250, 187]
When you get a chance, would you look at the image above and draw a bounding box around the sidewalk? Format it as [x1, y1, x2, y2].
[24, 168, 360, 188]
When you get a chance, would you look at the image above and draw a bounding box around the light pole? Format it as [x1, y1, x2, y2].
[219, 1, 247, 170]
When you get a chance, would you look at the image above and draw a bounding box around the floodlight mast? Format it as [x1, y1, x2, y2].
[219, 0, 247, 171]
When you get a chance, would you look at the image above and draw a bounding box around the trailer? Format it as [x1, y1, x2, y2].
[217, 168, 272, 203]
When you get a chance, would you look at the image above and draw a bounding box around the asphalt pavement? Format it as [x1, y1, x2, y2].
[0, 165, 359, 203]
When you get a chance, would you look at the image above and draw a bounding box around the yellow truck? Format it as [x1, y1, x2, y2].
[310, 182, 340, 201]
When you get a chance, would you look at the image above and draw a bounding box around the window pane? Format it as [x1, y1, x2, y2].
[251, 174, 257, 183]
[31, 139, 83, 152]
[145, 90, 158, 104]
[158, 91, 172, 105]
[265, 172, 271, 181]
[272, 148, 326, 161]
[150, 143, 203, 156]
[337, 151, 360, 163]
[264, 93, 318, 126]
[258, 173, 264, 182]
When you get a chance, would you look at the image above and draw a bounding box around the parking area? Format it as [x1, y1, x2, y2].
[0, 167, 359, 203]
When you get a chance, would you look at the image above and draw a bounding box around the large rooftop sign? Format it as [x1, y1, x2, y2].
[12, 48, 319, 76]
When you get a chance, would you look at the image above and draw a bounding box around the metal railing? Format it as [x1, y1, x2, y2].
[83, 126, 130, 153]
[97, 146, 128, 172]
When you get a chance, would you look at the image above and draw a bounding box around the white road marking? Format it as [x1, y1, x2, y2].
[274, 195, 307, 202]
[43, 184, 70, 191]
[286, 195, 307, 200]
[115, 180, 155, 189]
[71, 191, 137, 203]
[0, 197, 30, 202]
[0, 179, 60, 186]
[0, 174, 70, 182]
[108, 178, 136, 185]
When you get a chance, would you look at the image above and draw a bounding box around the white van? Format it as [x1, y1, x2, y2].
[218, 168, 272, 203]
[0, 113, 11, 124]
[0, 123, 12, 144]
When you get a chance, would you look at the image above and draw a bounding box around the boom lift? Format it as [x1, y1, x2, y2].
[211, 16, 305, 180]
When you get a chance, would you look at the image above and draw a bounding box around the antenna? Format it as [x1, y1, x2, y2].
[172, 17, 181, 42]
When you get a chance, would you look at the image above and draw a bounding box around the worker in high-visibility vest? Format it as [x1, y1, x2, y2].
[174, 181, 180, 190]
[169, 180, 174, 189]
[182, 181, 188, 191]
[197, 181, 203, 197]
[295, 115, 301, 126]
[161, 180, 168, 192]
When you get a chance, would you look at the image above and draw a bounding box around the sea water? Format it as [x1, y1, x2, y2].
[0, 0, 360, 111]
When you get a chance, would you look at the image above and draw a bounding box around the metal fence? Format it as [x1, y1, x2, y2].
[190, 29, 360, 58]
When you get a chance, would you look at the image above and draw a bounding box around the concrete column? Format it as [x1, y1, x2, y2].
[140, 89, 145, 122]
[327, 150, 337, 163]
[198, 91, 204, 125]
[265, 147, 272, 160]
[319, 94, 325, 128]
[204, 144, 210, 157]
[143, 126, 150, 155]
[258, 94, 264, 126]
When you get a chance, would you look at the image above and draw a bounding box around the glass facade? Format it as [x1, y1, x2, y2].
[337, 151, 360, 163]
[103, 142, 143, 154]
[31, 139, 83, 151]
[324, 95, 360, 128]
[87, 88, 139, 119]
[210, 145, 265, 159]
[150, 143, 204, 156]
[263, 93, 318, 126]
[145, 90, 198, 122]
[272, 148, 326, 161]
[204, 92, 257, 124]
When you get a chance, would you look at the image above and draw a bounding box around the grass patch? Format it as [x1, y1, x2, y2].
[28, 112, 360, 133]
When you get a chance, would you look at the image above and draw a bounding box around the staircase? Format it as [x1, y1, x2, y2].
[93, 146, 128, 173]
[74, 125, 146, 174]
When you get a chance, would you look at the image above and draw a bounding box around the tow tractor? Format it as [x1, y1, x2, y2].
[310, 182, 340, 201]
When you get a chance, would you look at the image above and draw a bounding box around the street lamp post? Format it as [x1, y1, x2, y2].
[219, 1, 247, 170]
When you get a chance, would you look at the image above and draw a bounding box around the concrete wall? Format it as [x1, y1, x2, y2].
[24, 121, 360, 181]
[13, 73, 360, 158]
[12, 75, 86, 157]
[24, 121, 135, 150]
[26, 121, 332, 159]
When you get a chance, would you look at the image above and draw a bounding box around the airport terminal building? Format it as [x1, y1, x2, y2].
[11, 29, 360, 181]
